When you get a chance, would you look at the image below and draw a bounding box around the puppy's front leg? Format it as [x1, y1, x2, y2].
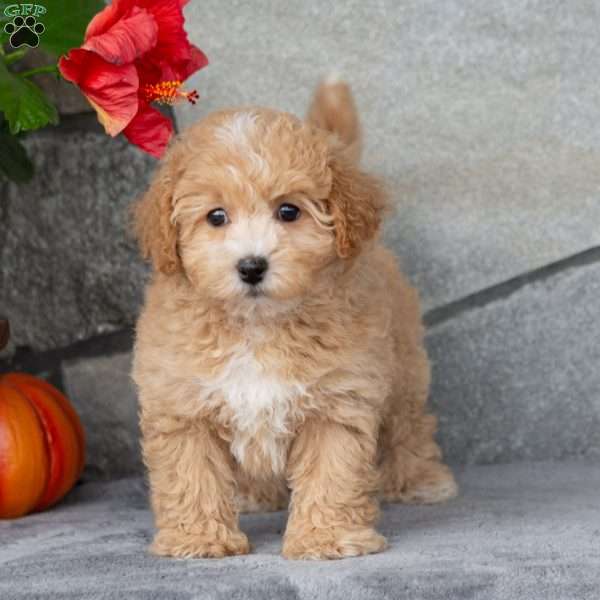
[283, 418, 386, 560]
[143, 419, 249, 558]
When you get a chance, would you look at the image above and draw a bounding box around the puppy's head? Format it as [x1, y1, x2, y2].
[135, 108, 385, 309]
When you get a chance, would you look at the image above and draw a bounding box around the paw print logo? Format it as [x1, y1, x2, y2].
[4, 15, 45, 48]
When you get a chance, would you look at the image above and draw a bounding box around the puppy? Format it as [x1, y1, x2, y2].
[132, 77, 457, 560]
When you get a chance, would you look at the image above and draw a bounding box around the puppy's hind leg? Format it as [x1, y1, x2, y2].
[379, 413, 458, 505]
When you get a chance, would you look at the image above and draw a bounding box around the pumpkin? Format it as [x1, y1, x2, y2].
[0, 373, 85, 518]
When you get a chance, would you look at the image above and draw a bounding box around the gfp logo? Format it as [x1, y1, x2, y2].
[3, 4, 47, 48]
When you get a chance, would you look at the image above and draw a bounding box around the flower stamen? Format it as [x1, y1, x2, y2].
[143, 81, 199, 105]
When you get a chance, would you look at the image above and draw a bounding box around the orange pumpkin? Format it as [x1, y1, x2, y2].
[0, 373, 85, 518]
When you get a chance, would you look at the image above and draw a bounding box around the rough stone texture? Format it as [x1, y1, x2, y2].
[1, 462, 598, 600]
[62, 352, 142, 480]
[177, 0, 600, 310]
[427, 260, 600, 465]
[0, 128, 154, 356]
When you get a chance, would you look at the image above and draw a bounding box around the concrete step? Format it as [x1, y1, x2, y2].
[1, 462, 598, 600]
[427, 258, 600, 464]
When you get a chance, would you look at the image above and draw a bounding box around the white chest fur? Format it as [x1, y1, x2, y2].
[200, 346, 305, 474]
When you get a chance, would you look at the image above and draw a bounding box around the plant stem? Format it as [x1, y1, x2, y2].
[18, 65, 59, 78]
[4, 49, 28, 65]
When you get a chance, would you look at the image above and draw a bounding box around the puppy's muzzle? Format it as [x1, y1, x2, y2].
[237, 255, 268, 285]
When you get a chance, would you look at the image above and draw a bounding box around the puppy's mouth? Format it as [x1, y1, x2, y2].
[245, 286, 266, 298]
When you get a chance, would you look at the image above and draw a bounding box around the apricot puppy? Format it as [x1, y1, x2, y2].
[132, 78, 457, 560]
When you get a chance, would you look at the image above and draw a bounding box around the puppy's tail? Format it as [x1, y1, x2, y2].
[306, 74, 361, 163]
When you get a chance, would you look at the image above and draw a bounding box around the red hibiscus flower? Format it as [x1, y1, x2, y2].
[58, 0, 207, 157]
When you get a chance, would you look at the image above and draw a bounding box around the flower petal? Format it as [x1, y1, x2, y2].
[140, 0, 192, 64]
[59, 49, 139, 136]
[83, 6, 158, 65]
[123, 104, 173, 157]
[85, 0, 131, 40]
[178, 44, 209, 80]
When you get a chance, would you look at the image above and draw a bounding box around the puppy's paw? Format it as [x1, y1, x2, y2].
[151, 525, 250, 559]
[283, 526, 387, 560]
[383, 462, 458, 505]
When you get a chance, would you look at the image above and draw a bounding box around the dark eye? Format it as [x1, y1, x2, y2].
[207, 208, 228, 227]
[277, 203, 301, 222]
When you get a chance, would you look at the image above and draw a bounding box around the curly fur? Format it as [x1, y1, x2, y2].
[132, 78, 457, 561]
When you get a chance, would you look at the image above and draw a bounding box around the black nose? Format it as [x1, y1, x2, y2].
[237, 256, 268, 285]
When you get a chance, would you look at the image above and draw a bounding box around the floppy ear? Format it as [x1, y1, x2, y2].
[326, 151, 387, 259]
[133, 154, 181, 275]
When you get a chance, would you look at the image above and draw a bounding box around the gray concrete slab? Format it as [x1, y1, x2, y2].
[176, 0, 600, 309]
[1, 462, 598, 600]
[427, 259, 600, 464]
[62, 352, 142, 479]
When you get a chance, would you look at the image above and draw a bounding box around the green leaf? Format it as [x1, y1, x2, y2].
[38, 0, 105, 58]
[0, 61, 58, 134]
[0, 11, 10, 47]
[0, 130, 34, 183]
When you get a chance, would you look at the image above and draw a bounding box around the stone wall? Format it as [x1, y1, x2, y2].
[0, 119, 152, 355]
[1, 1, 599, 478]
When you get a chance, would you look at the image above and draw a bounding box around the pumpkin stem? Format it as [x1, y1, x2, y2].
[0, 318, 9, 351]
